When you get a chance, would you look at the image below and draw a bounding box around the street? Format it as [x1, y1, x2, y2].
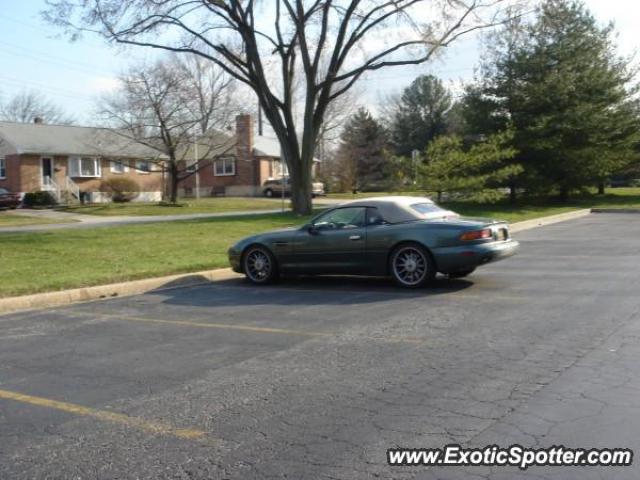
[1, 213, 639, 479]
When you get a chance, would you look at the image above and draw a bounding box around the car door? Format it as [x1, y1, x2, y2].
[364, 207, 394, 275]
[293, 206, 367, 274]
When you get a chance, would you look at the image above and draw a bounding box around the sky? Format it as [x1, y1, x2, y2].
[0, 0, 638, 126]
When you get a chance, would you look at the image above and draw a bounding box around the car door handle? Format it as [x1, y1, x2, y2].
[349, 235, 362, 241]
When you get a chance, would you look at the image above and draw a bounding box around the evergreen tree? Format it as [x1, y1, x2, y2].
[464, 0, 640, 201]
[421, 130, 521, 202]
[389, 75, 453, 156]
[336, 109, 390, 192]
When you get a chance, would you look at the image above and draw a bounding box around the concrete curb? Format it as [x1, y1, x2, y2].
[509, 209, 592, 233]
[591, 208, 640, 214]
[0, 207, 610, 317]
[0, 268, 241, 316]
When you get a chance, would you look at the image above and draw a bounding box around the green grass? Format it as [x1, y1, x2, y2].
[58, 197, 288, 216]
[0, 212, 312, 298]
[444, 187, 640, 222]
[1, 188, 638, 299]
[0, 212, 67, 227]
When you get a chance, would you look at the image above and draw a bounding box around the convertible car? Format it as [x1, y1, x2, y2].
[228, 196, 519, 288]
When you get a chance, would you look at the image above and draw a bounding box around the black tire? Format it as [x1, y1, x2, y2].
[389, 243, 436, 288]
[448, 268, 476, 279]
[243, 245, 278, 285]
[264, 189, 274, 198]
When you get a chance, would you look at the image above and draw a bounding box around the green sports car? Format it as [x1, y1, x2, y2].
[228, 196, 519, 288]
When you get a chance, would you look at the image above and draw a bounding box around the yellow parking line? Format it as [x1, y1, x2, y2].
[0, 389, 206, 440]
[75, 311, 425, 345]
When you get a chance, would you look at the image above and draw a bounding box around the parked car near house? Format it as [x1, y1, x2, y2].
[228, 196, 519, 288]
[262, 177, 326, 198]
[0, 187, 21, 209]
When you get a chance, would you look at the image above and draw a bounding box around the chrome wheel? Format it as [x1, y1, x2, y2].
[392, 246, 429, 287]
[244, 247, 275, 283]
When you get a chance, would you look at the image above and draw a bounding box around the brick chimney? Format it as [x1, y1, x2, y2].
[235, 114, 254, 159]
[235, 114, 258, 192]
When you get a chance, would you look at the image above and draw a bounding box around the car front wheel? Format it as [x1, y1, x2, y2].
[390, 243, 436, 288]
[264, 189, 274, 198]
[243, 246, 278, 285]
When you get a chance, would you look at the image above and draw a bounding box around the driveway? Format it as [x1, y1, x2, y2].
[0, 213, 638, 479]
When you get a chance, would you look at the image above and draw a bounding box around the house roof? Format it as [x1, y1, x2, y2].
[180, 130, 320, 163]
[253, 135, 281, 157]
[0, 122, 164, 159]
[253, 135, 321, 162]
[179, 130, 237, 161]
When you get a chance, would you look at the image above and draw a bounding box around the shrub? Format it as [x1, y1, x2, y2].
[101, 177, 141, 203]
[22, 191, 57, 208]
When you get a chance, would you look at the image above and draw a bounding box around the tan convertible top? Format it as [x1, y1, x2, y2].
[337, 196, 452, 224]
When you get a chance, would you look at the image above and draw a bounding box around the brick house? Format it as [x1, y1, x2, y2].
[0, 119, 165, 203]
[0, 114, 319, 202]
[179, 114, 319, 197]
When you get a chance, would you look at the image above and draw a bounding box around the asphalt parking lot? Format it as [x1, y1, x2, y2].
[1, 213, 639, 479]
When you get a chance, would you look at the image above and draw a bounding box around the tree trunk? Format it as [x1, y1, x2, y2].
[597, 181, 605, 195]
[169, 162, 179, 204]
[559, 185, 569, 202]
[508, 180, 517, 205]
[437, 191, 443, 203]
[289, 160, 313, 215]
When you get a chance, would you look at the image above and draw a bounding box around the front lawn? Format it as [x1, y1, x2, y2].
[0, 212, 312, 298]
[58, 197, 289, 216]
[1, 188, 638, 299]
[0, 212, 68, 227]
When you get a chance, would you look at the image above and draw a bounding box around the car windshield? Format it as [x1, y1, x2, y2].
[410, 202, 451, 218]
[0, 188, 9, 195]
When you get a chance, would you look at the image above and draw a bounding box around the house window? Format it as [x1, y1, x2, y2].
[136, 160, 151, 174]
[214, 157, 236, 176]
[68, 157, 101, 178]
[0, 157, 5, 179]
[110, 160, 129, 174]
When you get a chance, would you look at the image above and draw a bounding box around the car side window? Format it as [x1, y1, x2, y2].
[366, 207, 386, 226]
[313, 207, 366, 230]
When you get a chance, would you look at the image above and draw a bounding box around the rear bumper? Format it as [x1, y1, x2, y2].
[433, 239, 520, 273]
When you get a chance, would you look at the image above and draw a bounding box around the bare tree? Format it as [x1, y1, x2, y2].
[0, 90, 74, 124]
[176, 53, 241, 134]
[44, 0, 523, 214]
[99, 56, 236, 203]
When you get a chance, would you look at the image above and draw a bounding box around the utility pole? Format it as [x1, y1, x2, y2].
[194, 139, 201, 200]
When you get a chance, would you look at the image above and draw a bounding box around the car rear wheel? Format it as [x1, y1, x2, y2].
[264, 189, 274, 198]
[243, 246, 278, 285]
[390, 243, 435, 288]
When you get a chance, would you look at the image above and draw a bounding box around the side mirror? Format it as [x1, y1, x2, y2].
[308, 225, 319, 235]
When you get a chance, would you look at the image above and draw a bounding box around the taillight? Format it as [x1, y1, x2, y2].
[460, 229, 492, 241]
